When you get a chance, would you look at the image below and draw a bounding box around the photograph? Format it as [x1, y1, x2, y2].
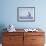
[0, 0, 45, 46]
[17, 7, 35, 22]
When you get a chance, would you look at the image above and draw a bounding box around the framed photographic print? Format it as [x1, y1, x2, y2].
[17, 7, 35, 22]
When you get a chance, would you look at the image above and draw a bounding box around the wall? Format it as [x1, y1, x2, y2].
[0, 0, 46, 43]
[0, 0, 46, 29]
